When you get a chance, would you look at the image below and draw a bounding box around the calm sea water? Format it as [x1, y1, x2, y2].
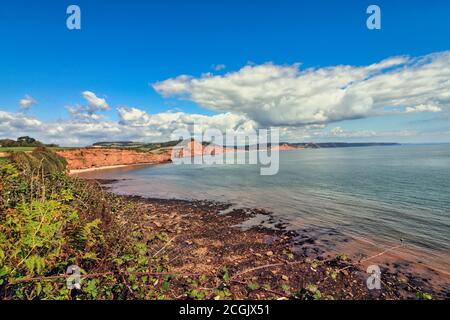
[78, 145, 450, 277]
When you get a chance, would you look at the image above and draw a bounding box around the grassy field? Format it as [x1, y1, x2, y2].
[0, 146, 73, 152]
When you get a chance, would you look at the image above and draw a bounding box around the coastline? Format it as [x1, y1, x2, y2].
[67, 149, 300, 174]
[69, 162, 165, 174]
[3, 147, 448, 300]
[64, 146, 305, 175]
[82, 179, 449, 299]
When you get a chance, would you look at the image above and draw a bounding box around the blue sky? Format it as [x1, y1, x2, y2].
[0, 0, 449, 145]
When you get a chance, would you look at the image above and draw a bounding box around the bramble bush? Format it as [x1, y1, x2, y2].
[0, 148, 173, 300]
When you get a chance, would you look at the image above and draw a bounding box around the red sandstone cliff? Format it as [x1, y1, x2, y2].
[172, 140, 236, 158]
[57, 141, 301, 172]
[57, 148, 172, 171]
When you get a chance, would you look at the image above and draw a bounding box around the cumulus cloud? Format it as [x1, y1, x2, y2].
[118, 107, 256, 130]
[66, 105, 106, 121]
[66, 91, 110, 121]
[1, 106, 448, 145]
[0, 107, 258, 146]
[405, 104, 442, 113]
[82, 91, 109, 111]
[3, 52, 450, 146]
[19, 95, 37, 111]
[0, 110, 152, 145]
[0, 110, 42, 130]
[153, 52, 449, 127]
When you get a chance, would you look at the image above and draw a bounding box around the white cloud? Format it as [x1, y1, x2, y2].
[66, 105, 106, 121]
[0, 107, 258, 146]
[66, 91, 110, 120]
[212, 64, 226, 71]
[330, 126, 346, 136]
[19, 95, 37, 111]
[1, 106, 448, 146]
[405, 104, 442, 113]
[82, 91, 109, 112]
[3, 52, 450, 146]
[327, 126, 416, 139]
[273, 125, 420, 142]
[153, 52, 450, 127]
[154, 75, 192, 97]
[0, 111, 42, 129]
[117, 107, 257, 136]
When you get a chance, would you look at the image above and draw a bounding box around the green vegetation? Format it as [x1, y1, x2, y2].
[1, 136, 43, 148]
[0, 136, 62, 153]
[247, 282, 260, 291]
[294, 284, 322, 300]
[92, 140, 181, 152]
[0, 147, 37, 152]
[0, 147, 70, 153]
[416, 291, 433, 300]
[0, 148, 176, 299]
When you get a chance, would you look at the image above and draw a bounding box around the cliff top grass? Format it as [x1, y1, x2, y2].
[0, 146, 73, 152]
[0, 147, 37, 152]
[9, 147, 68, 175]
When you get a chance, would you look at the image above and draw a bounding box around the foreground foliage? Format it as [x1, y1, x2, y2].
[0, 148, 171, 299]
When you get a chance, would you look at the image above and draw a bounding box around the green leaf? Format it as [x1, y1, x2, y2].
[222, 267, 230, 283]
[247, 282, 260, 290]
[416, 292, 433, 300]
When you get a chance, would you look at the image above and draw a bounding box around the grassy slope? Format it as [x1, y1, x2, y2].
[0, 147, 74, 152]
[0, 147, 37, 152]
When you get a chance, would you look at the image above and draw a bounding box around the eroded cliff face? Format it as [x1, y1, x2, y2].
[56, 148, 172, 171]
[57, 141, 300, 171]
[172, 140, 233, 158]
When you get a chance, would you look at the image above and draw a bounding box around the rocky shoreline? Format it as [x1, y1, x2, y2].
[93, 179, 448, 300]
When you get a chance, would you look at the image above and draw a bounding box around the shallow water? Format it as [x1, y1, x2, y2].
[77, 144, 450, 282]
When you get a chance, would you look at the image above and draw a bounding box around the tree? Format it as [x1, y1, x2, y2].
[16, 136, 43, 147]
[0, 139, 16, 147]
[17, 136, 36, 145]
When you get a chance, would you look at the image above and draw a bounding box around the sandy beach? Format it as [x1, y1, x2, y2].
[69, 162, 159, 174]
